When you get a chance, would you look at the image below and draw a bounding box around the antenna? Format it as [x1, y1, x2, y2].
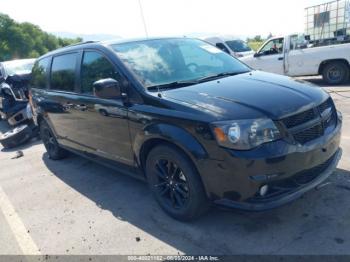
[138, 0, 149, 38]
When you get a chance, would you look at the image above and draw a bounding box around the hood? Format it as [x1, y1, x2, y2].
[162, 71, 329, 121]
[239, 53, 255, 61]
[236, 50, 255, 57]
[6, 73, 31, 83]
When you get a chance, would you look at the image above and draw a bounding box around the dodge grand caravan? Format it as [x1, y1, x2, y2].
[29, 38, 342, 221]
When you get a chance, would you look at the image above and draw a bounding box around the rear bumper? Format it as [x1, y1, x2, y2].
[214, 148, 342, 211]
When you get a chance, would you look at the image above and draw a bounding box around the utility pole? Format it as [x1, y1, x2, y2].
[138, 0, 149, 38]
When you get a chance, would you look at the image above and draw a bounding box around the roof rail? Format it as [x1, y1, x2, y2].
[65, 40, 99, 48]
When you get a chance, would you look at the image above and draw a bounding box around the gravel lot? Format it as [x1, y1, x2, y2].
[0, 78, 350, 255]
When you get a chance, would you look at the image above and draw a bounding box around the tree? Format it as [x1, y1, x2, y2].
[0, 13, 82, 61]
[253, 35, 262, 42]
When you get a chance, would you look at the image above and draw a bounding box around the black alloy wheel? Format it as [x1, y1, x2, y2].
[154, 158, 190, 209]
[146, 144, 209, 221]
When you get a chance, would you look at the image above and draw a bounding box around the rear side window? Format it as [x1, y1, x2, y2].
[80, 51, 120, 94]
[30, 57, 50, 89]
[50, 53, 77, 92]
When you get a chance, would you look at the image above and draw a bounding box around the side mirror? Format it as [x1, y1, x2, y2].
[93, 78, 121, 99]
[253, 52, 260, 58]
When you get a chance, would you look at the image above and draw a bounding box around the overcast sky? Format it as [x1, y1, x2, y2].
[0, 0, 329, 39]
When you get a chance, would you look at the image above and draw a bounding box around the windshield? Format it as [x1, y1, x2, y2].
[111, 38, 250, 88]
[3, 59, 35, 76]
[225, 40, 252, 53]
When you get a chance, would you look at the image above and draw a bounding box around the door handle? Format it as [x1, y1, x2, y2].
[278, 57, 284, 61]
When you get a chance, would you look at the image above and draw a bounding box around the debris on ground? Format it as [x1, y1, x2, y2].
[11, 150, 24, 159]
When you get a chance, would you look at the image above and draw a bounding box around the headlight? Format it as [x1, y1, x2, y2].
[211, 119, 281, 150]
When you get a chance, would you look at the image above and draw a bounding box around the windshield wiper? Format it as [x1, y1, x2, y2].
[196, 71, 249, 83]
[147, 71, 250, 91]
[147, 80, 198, 91]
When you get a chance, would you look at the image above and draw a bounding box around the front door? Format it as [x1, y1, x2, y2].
[66, 50, 134, 166]
[252, 37, 285, 75]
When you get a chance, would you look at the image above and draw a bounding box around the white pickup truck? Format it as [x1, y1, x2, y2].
[240, 34, 350, 84]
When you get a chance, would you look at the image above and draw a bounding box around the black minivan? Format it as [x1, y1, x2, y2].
[29, 38, 342, 221]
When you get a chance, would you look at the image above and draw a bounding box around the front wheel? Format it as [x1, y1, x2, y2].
[146, 144, 209, 221]
[322, 61, 350, 85]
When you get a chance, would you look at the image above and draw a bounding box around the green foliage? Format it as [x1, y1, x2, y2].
[0, 13, 82, 61]
[247, 41, 264, 51]
[246, 34, 275, 51]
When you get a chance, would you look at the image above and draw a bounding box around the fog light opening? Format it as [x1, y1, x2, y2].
[259, 185, 269, 196]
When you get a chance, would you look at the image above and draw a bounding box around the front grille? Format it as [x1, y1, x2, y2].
[281, 108, 316, 128]
[280, 98, 336, 145]
[274, 152, 337, 188]
[294, 123, 323, 144]
[292, 153, 336, 184]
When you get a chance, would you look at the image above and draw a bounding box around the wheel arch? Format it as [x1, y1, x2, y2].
[134, 123, 210, 195]
[136, 125, 208, 165]
[138, 137, 211, 198]
[318, 59, 350, 75]
[36, 113, 58, 138]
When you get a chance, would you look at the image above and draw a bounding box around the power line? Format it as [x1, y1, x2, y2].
[138, 0, 149, 38]
[327, 90, 350, 99]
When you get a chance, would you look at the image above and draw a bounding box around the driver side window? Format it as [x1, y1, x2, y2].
[259, 38, 284, 56]
[80, 51, 121, 95]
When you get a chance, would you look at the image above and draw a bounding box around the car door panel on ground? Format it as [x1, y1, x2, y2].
[48, 50, 134, 166]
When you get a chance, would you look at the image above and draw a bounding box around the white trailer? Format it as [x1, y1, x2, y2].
[305, 0, 350, 41]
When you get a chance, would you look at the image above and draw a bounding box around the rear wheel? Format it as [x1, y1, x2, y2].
[146, 144, 209, 221]
[40, 120, 68, 160]
[322, 61, 349, 85]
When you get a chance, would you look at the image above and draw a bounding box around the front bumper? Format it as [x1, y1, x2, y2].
[196, 116, 342, 210]
[214, 148, 342, 211]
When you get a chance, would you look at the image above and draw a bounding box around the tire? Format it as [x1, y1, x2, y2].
[146, 144, 209, 221]
[0, 124, 33, 149]
[40, 120, 68, 160]
[322, 61, 350, 85]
